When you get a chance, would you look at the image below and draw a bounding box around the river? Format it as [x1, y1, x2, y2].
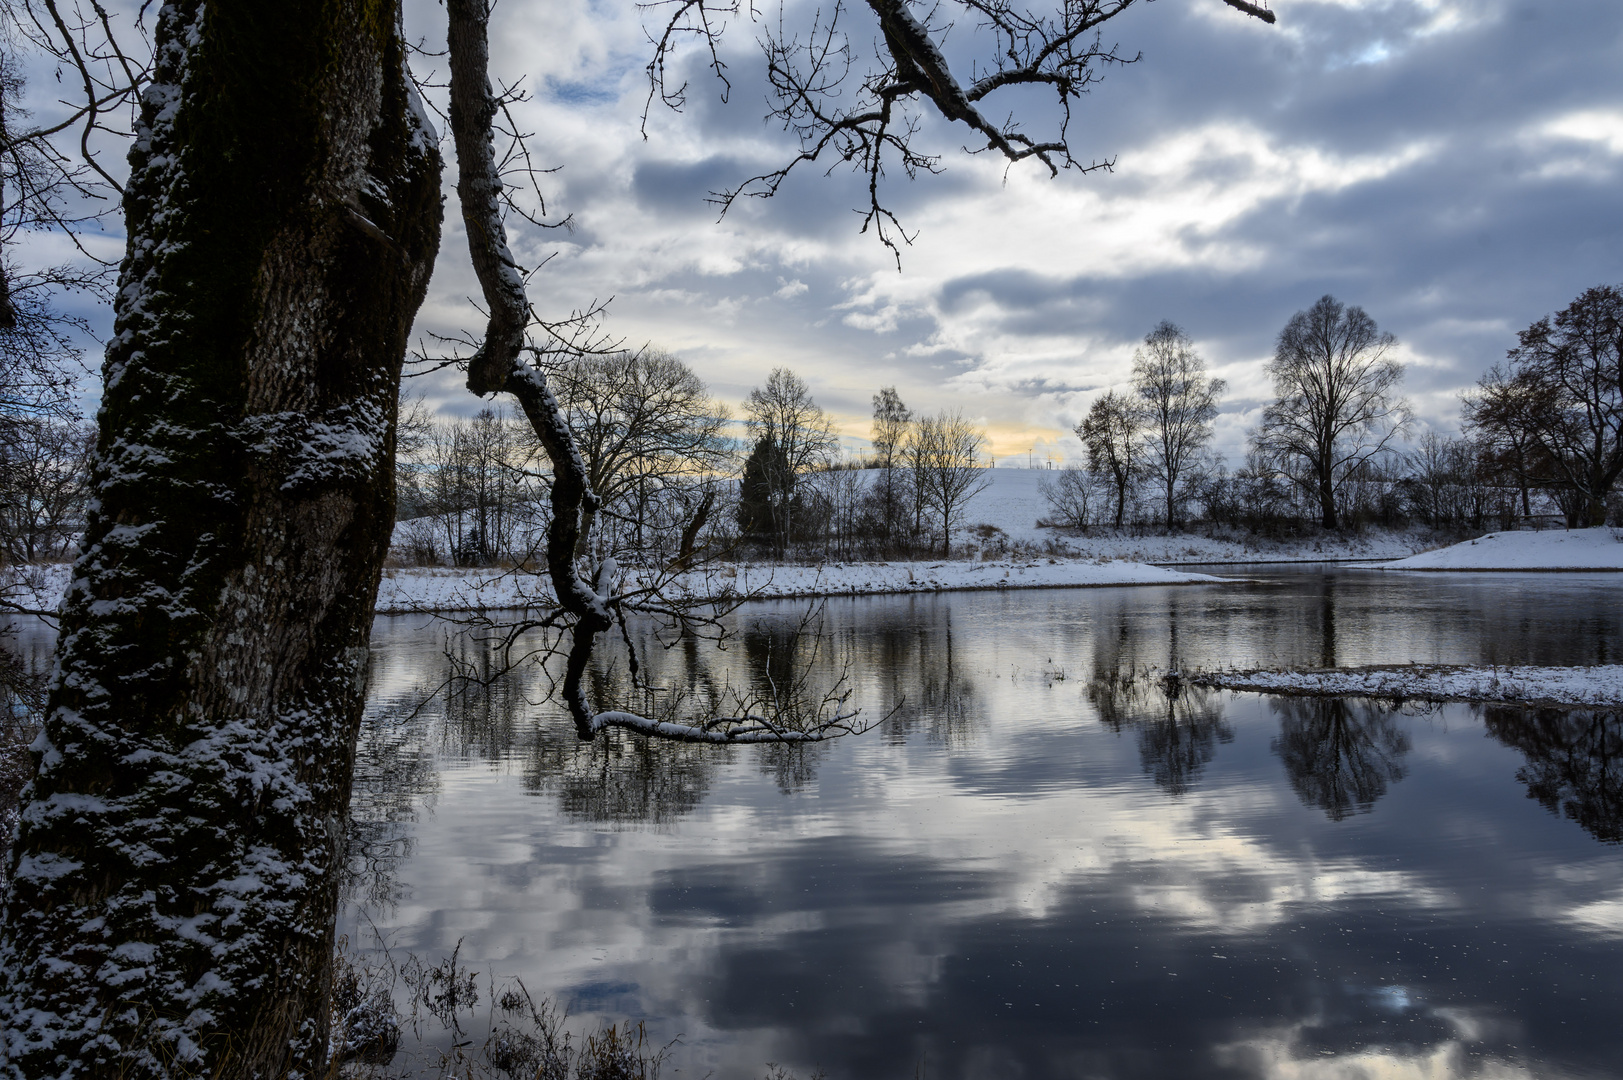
[344, 567, 1623, 1079]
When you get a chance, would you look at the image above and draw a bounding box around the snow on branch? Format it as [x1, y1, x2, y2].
[590, 708, 867, 743]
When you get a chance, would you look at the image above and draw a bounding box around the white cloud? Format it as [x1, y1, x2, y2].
[1540, 109, 1623, 156]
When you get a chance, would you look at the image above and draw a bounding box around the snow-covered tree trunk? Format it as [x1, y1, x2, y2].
[0, 2, 441, 1077]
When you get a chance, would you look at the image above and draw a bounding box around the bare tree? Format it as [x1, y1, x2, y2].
[1484, 285, 1623, 527]
[1461, 362, 1542, 520]
[1253, 295, 1411, 530]
[869, 384, 912, 546]
[548, 347, 731, 558]
[1401, 428, 1501, 532]
[1039, 463, 1100, 530]
[810, 463, 866, 559]
[1131, 321, 1224, 529]
[0, 2, 134, 448]
[1078, 389, 1141, 527]
[420, 407, 534, 566]
[870, 385, 911, 468]
[0, 413, 90, 562]
[392, 386, 436, 517]
[743, 366, 837, 551]
[908, 410, 991, 555]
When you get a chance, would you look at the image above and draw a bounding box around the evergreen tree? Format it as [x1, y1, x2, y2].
[737, 436, 794, 542]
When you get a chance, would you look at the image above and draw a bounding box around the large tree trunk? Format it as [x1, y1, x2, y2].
[1318, 466, 1339, 530]
[0, 3, 441, 1077]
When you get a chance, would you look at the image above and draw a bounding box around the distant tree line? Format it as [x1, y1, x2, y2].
[392, 348, 733, 568]
[1048, 286, 1623, 536]
[6, 287, 1619, 581]
[734, 370, 993, 558]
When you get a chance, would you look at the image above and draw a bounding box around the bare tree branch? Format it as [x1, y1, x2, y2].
[644, 0, 1276, 256]
[447, 0, 866, 745]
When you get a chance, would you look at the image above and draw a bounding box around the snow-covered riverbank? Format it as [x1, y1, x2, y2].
[1191, 664, 1623, 708]
[374, 558, 1228, 614]
[1378, 527, 1623, 571]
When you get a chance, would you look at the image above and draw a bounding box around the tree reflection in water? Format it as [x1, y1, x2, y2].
[1088, 597, 1232, 796]
[523, 726, 728, 824]
[1270, 697, 1411, 820]
[1483, 706, 1623, 843]
[344, 701, 440, 912]
[1135, 684, 1232, 796]
[868, 609, 979, 748]
[1089, 673, 1232, 796]
[348, 603, 989, 900]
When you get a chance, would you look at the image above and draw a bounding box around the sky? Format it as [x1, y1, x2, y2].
[24, 0, 1623, 465]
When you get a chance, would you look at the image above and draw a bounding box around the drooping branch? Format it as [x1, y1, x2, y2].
[446, 0, 863, 744]
[447, 0, 528, 399]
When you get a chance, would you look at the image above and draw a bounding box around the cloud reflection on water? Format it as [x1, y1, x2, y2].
[348, 580, 1623, 1078]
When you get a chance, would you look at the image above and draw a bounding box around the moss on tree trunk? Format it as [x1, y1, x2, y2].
[0, 3, 441, 1077]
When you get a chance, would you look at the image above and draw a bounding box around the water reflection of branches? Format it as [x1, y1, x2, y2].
[440, 595, 873, 745]
[345, 703, 441, 913]
[1270, 697, 1410, 820]
[1137, 684, 1231, 797]
[1482, 706, 1623, 844]
[863, 611, 978, 748]
[377, 611, 872, 828]
[523, 725, 727, 825]
[1089, 671, 1232, 797]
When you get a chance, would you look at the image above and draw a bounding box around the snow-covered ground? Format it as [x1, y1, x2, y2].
[1378, 527, 1623, 571]
[3, 554, 1221, 619]
[374, 558, 1226, 614]
[1028, 528, 1422, 564]
[1191, 664, 1623, 708]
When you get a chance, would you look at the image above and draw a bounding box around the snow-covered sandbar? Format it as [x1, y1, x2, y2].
[374, 559, 1228, 615]
[1378, 527, 1623, 571]
[1191, 664, 1623, 708]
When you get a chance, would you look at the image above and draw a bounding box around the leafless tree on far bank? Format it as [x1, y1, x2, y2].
[908, 410, 991, 555]
[742, 366, 837, 552]
[1253, 295, 1411, 530]
[1132, 321, 1224, 529]
[869, 385, 913, 547]
[1078, 389, 1142, 527]
[1467, 285, 1623, 527]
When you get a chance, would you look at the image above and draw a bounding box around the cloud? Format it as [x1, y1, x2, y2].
[32, 0, 1604, 462]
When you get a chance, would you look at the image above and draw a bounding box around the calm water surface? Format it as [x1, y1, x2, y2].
[345, 569, 1623, 1079]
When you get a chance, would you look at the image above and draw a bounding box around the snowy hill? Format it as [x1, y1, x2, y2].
[1379, 527, 1623, 571]
[952, 467, 1054, 543]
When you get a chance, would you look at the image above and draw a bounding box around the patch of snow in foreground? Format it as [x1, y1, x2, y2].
[375, 559, 1227, 614]
[1379, 527, 1623, 571]
[1192, 664, 1623, 707]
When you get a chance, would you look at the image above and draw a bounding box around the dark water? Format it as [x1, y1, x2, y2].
[345, 569, 1623, 1079]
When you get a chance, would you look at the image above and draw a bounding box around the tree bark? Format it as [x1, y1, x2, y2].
[673, 490, 715, 570]
[1319, 468, 1338, 530]
[0, 3, 441, 1077]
